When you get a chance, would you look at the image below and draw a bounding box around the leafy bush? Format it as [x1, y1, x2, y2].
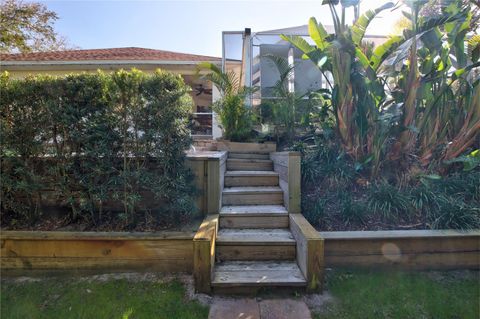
[213, 94, 253, 142]
[0, 69, 195, 228]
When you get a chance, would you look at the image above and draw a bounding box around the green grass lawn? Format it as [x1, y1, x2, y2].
[1, 277, 208, 319]
[315, 269, 480, 319]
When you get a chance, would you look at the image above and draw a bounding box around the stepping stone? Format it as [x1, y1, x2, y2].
[259, 299, 312, 319]
[208, 298, 260, 319]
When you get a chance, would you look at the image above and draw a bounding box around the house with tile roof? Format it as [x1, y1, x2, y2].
[0, 47, 223, 138]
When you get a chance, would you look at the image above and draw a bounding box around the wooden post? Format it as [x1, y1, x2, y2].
[289, 214, 324, 292]
[288, 153, 301, 214]
[185, 159, 207, 214]
[270, 152, 301, 213]
[193, 214, 218, 293]
[186, 151, 227, 215]
[207, 160, 220, 214]
[206, 154, 226, 214]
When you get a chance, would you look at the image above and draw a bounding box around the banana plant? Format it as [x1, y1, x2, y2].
[385, 1, 476, 165]
[281, 1, 395, 160]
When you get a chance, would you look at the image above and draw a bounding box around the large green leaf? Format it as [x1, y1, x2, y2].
[355, 47, 370, 69]
[369, 36, 403, 71]
[351, 2, 394, 46]
[280, 34, 315, 55]
[308, 17, 330, 51]
[467, 34, 480, 63]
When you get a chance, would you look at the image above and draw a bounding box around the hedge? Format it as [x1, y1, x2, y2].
[0, 69, 195, 227]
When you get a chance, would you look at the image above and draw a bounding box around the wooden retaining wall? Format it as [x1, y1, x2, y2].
[0, 231, 194, 274]
[1, 229, 478, 277]
[320, 230, 480, 270]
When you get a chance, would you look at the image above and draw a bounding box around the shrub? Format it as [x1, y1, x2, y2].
[429, 197, 480, 230]
[340, 195, 367, 225]
[214, 94, 253, 142]
[0, 69, 195, 228]
[367, 181, 410, 221]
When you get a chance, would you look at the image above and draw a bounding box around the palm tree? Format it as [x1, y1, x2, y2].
[197, 62, 255, 141]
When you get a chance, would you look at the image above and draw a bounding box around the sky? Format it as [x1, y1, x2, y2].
[42, 0, 405, 57]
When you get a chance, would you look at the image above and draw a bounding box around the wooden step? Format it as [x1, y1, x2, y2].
[228, 152, 270, 160]
[222, 187, 283, 206]
[216, 228, 295, 260]
[225, 171, 279, 187]
[227, 158, 273, 171]
[212, 261, 306, 288]
[220, 205, 288, 228]
[216, 228, 295, 245]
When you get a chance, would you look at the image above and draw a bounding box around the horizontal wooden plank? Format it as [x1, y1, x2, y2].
[220, 215, 289, 229]
[217, 141, 276, 153]
[324, 251, 480, 270]
[1, 231, 194, 241]
[1, 239, 192, 259]
[227, 159, 273, 171]
[222, 193, 283, 206]
[222, 186, 283, 194]
[185, 151, 228, 161]
[225, 175, 278, 187]
[320, 230, 480, 239]
[324, 237, 479, 256]
[220, 205, 287, 216]
[212, 261, 305, 287]
[217, 229, 295, 245]
[225, 171, 278, 176]
[321, 229, 480, 270]
[228, 153, 270, 160]
[216, 245, 295, 261]
[1, 257, 192, 272]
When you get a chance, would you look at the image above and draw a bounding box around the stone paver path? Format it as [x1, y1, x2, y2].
[208, 298, 312, 319]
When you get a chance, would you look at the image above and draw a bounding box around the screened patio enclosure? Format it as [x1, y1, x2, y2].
[222, 26, 387, 105]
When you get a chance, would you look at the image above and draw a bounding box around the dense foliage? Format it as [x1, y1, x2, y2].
[197, 62, 254, 141]
[282, 0, 479, 174]
[266, 0, 480, 230]
[0, 70, 195, 229]
[297, 138, 479, 230]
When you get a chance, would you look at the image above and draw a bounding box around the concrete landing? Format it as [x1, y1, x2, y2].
[208, 298, 311, 319]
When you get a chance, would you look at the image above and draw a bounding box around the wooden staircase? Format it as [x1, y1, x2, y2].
[211, 151, 307, 292]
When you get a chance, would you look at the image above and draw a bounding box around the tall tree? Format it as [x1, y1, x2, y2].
[0, 0, 74, 53]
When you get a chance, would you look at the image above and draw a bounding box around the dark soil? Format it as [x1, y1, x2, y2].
[1, 210, 202, 232]
[315, 217, 428, 232]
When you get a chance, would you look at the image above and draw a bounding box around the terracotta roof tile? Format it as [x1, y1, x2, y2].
[0, 47, 221, 62]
